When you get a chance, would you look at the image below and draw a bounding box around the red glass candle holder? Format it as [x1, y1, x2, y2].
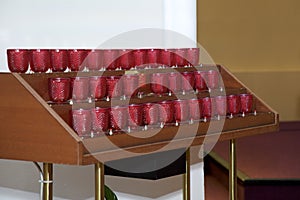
[7, 49, 29, 73]
[168, 72, 181, 94]
[214, 96, 227, 116]
[188, 99, 201, 121]
[50, 49, 69, 72]
[103, 49, 119, 70]
[118, 49, 132, 70]
[227, 95, 241, 116]
[181, 71, 195, 92]
[87, 49, 102, 71]
[133, 49, 146, 68]
[143, 103, 159, 126]
[173, 99, 189, 123]
[71, 109, 92, 137]
[240, 93, 253, 114]
[110, 106, 128, 131]
[146, 49, 159, 68]
[89, 76, 107, 100]
[206, 70, 220, 89]
[128, 104, 144, 128]
[160, 49, 172, 67]
[123, 74, 139, 97]
[201, 97, 212, 119]
[158, 101, 174, 124]
[172, 48, 186, 67]
[151, 73, 169, 95]
[48, 77, 71, 103]
[30, 49, 51, 72]
[68, 49, 88, 71]
[186, 48, 200, 66]
[106, 76, 123, 99]
[194, 70, 207, 91]
[71, 77, 90, 101]
[91, 107, 109, 134]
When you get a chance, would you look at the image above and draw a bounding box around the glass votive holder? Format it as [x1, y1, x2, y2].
[181, 71, 195, 93]
[158, 101, 174, 125]
[87, 49, 102, 71]
[71, 109, 92, 137]
[91, 107, 109, 135]
[89, 76, 107, 100]
[123, 74, 139, 98]
[194, 70, 207, 92]
[133, 49, 146, 69]
[168, 72, 182, 94]
[240, 93, 253, 115]
[172, 48, 186, 67]
[110, 106, 128, 132]
[102, 49, 119, 70]
[128, 104, 144, 130]
[186, 48, 200, 66]
[206, 70, 220, 90]
[143, 103, 159, 126]
[48, 77, 71, 103]
[151, 73, 169, 95]
[173, 99, 189, 124]
[188, 98, 201, 122]
[214, 95, 227, 117]
[227, 95, 241, 117]
[68, 49, 88, 71]
[119, 49, 132, 70]
[201, 97, 212, 120]
[71, 77, 90, 102]
[50, 49, 69, 72]
[159, 49, 172, 67]
[7, 49, 29, 73]
[106, 76, 123, 99]
[30, 49, 51, 73]
[146, 49, 159, 68]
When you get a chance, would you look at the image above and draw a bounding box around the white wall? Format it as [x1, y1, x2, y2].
[0, 0, 202, 199]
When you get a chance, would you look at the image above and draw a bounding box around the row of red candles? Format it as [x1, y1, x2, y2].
[7, 48, 200, 73]
[49, 70, 220, 103]
[72, 94, 253, 137]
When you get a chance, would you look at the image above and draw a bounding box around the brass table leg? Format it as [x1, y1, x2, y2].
[229, 139, 237, 200]
[183, 148, 190, 200]
[95, 162, 105, 200]
[43, 163, 53, 200]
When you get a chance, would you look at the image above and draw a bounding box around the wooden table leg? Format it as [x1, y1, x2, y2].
[229, 139, 237, 200]
[43, 163, 53, 200]
[183, 148, 190, 200]
[95, 162, 105, 200]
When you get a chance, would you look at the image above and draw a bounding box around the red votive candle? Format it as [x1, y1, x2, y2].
[48, 77, 70, 103]
[71, 77, 89, 101]
[160, 49, 172, 67]
[89, 76, 107, 100]
[181, 71, 195, 92]
[188, 98, 201, 121]
[30, 49, 51, 72]
[240, 93, 253, 114]
[151, 73, 168, 95]
[194, 70, 207, 91]
[214, 96, 227, 116]
[50, 49, 68, 72]
[87, 49, 102, 71]
[68, 49, 88, 71]
[206, 70, 220, 89]
[110, 106, 128, 131]
[158, 101, 174, 124]
[103, 49, 118, 70]
[7, 49, 29, 73]
[133, 49, 146, 68]
[172, 48, 186, 67]
[186, 48, 200, 66]
[147, 49, 159, 68]
[119, 49, 132, 70]
[91, 107, 109, 134]
[168, 72, 181, 94]
[106, 76, 123, 98]
[227, 95, 241, 115]
[173, 99, 189, 122]
[201, 97, 212, 119]
[123, 74, 139, 97]
[128, 104, 144, 128]
[71, 109, 92, 137]
[143, 103, 159, 125]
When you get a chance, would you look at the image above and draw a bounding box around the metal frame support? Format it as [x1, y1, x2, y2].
[183, 148, 191, 200]
[42, 163, 53, 200]
[95, 162, 105, 200]
[229, 139, 237, 200]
